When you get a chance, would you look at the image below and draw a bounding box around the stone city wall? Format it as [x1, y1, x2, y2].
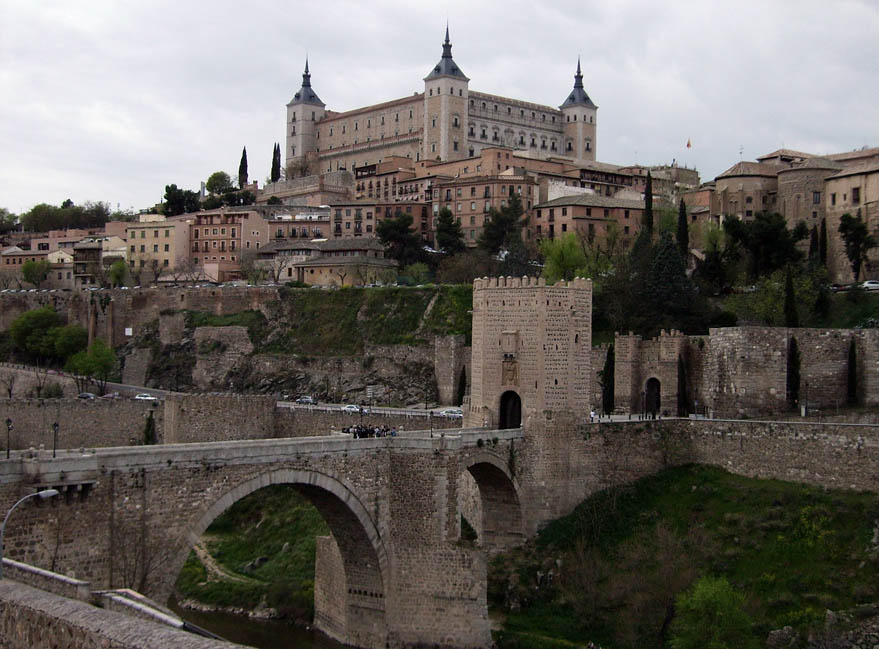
[0, 398, 162, 450]
[273, 406, 461, 438]
[163, 393, 276, 444]
[0, 364, 78, 399]
[0, 580, 240, 649]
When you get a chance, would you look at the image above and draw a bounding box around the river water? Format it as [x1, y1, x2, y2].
[170, 601, 346, 649]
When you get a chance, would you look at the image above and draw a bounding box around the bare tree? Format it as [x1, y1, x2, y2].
[266, 251, 296, 284]
[147, 258, 164, 284]
[32, 364, 50, 398]
[0, 371, 16, 398]
[333, 266, 350, 286]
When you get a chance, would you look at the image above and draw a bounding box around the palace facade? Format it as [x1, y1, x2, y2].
[285, 28, 598, 176]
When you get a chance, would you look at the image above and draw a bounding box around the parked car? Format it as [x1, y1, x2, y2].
[861, 280, 879, 291]
[100, 391, 120, 399]
[341, 404, 364, 413]
[133, 393, 158, 401]
[438, 408, 463, 418]
[78, 392, 96, 400]
[295, 395, 316, 405]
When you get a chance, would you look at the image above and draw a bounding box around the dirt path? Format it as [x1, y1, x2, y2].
[193, 540, 263, 585]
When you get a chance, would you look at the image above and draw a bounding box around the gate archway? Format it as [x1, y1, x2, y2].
[646, 378, 661, 416]
[499, 391, 522, 429]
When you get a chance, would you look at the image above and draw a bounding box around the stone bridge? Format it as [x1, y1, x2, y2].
[0, 427, 531, 649]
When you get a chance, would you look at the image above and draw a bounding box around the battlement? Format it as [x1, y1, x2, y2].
[472, 275, 592, 291]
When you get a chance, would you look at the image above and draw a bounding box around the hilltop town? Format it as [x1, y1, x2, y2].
[0, 28, 877, 649]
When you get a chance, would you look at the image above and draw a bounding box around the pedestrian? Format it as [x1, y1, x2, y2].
[589, 408, 595, 423]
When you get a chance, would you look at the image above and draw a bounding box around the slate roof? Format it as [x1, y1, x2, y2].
[288, 59, 325, 107]
[424, 27, 468, 81]
[559, 59, 597, 110]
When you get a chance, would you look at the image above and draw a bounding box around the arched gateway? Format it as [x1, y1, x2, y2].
[176, 469, 389, 649]
[499, 390, 522, 429]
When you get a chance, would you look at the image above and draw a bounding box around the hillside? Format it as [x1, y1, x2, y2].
[490, 465, 879, 648]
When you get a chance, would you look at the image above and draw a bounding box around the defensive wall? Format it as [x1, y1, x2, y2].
[0, 393, 460, 451]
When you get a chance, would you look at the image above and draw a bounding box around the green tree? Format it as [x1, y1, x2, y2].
[21, 259, 51, 289]
[108, 259, 127, 287]
[783, 268, 799, 327]
[53, 324, 88, 363]
[677, 198, 689, 259]
[808, 225, 819, 264]
[266, 195, 282, 205]
[499, 231, 533, 277]
[270, 143, 281, 183]
[162, 184, 200, 216]
[435, 207, 465, 255]
[205, 171, 234, 195]
[402, 262, 431, 284]
[9, 307, 61, 361]
[377, 210, 423, 267]
[643, 171, 653, 234]
[646, 233, 698, 333]
[541, 233, 588, 282]
[238, 147, 248, 189]
[435, 249, 493, 284]
[692, 225, 738, 296]
[478, 194, 525, 255]
[669, 576, 758, 649]
[0, 208, 17, 234]
[65, 339, 117, 395]
[847, 338, 858, 406]
[723, 212, 807, 281]
[838, 212, 877, 281]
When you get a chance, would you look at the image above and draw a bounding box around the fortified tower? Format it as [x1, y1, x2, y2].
[285, 59, 326, 169]
[422, 27, 469, 162]
[467, 276, 593, 428]
[560, 59, 598, 161]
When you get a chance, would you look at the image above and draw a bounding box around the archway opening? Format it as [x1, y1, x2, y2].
[460, 458, 524, 554]
[646, 378, 661, 417]
[174, 473, 387, 649]
[499, 390, 522, 429]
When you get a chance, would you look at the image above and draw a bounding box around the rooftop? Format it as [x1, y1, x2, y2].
[535, 193, 644, 211]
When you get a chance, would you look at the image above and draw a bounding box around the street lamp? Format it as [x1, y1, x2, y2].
[52, 422, 58, 458]
[4, 419, 11, 459]
[0, 489, 59, 579]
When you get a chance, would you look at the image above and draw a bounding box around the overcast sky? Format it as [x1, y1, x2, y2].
[2, 0, 877, 215]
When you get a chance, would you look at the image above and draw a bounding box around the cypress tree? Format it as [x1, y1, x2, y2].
[600, 344, 615, 414]
[643, 171, 653, 234]
[677, 198, 689, 259]
[270, 143, 281, 183]
[783, 269, 799, 328]
[808, 225, 819, 263]
[847, 338, 858, 406]
[786, 337, 800, 410]
[238, 147, 248, 189]
[819, 218, 828, 266]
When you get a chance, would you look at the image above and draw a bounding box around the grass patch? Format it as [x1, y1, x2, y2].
[421, 285, 473, 343]
[492, 464, 879, 649]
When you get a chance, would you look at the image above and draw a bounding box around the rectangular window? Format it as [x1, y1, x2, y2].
[164, 244, 169, 252]
[831, 193, 836, 206]
[624, 210, 630, 219]
[561, 208, 567, 216]
[140, 245, 145, 252]
[165, 230, 170, 237]
[852, 187, 860, 204]
[812, 191, 821, 205]
[154, 230, 158, 237]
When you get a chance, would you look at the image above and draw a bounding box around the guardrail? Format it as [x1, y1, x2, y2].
[277, 401, 463, 418]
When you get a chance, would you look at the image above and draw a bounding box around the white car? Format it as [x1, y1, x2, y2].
[439, 408, 463, 418]
[341, 404, 363, 413]
[133, 393, 158, 401]
[861, 280, 879, 291]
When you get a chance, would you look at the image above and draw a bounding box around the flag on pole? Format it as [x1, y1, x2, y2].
[686, 138, 692, 149]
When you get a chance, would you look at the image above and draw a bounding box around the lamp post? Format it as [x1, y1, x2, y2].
[52, 422, 58, 458]
[0, 489, 59, 579]
[4, 419, 11, 459]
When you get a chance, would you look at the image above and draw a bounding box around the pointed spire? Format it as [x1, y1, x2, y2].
[425, 24, 468, 81]
[302, 58, 311, 88]
[288, 57, 324, 106]
[442, 24, 453, 58]
[560, 57, 596, 110]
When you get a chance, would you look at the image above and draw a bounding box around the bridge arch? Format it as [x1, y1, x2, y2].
[462, 451, 524, 553]
[175, 468, 389, 649]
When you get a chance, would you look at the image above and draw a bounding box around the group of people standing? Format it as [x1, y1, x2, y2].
[346, 424, 398, 438]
